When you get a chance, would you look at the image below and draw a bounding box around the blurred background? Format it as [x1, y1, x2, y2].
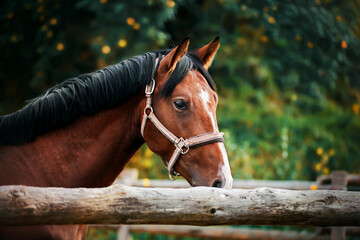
[1, 0, 360, 239]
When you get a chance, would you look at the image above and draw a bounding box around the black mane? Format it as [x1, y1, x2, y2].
[0, 50, 215, 145]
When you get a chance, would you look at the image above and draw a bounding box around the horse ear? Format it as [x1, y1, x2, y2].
[194, 36, 220, 70]
[161, 37, 190, 73]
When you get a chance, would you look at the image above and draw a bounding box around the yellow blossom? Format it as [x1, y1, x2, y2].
[260, 35, 269, 43]
[50, 18, 57, 25]
[268, 16, 276, 24]
[341, 40, 347, 49]
[143, 158, 152, 168]
[315, 163, 322, 171]
[352, 104, 359, 115]
[56, 43, 64, 51]
[133, 23, 140, 30]
[166, 0, 175, 8]
[101, 45, 111, 54]
[321, 154, 329, 164]
[127, 17, 135, 26]
[316, 147, 323, 155]
[118, 39, 127, 48]
[142, 178, 151, 187]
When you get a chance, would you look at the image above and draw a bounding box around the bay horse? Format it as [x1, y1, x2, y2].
[0, 37, 232, 240]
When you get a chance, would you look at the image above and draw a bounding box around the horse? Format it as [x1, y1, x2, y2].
[0, 37, 233, 240]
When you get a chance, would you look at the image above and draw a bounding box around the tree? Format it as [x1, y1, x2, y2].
[1, 0, 359, 181]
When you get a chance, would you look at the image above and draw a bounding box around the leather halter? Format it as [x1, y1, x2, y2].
[140, 56, 225, 181]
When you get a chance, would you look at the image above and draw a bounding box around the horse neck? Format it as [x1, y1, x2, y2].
[0, 91, 145, 188]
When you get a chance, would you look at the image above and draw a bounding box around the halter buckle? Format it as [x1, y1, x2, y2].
[175, 137, 190, 154]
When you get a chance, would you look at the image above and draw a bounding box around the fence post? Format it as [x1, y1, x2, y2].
[116, 168, 139, 240]
[117, 225, 130, 240]
[317, 171, 348, 240]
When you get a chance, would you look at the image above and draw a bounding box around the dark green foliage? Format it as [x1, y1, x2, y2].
[1, 2, 360, 238]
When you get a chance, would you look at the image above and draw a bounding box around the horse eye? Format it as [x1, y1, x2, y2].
[173, 100, 187, 110]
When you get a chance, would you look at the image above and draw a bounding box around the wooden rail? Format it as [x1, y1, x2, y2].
[1, 184, 359, 226]
[115, 179, 317, 190]
[90, 225, 330, 240]
[115, 173, 360, 190]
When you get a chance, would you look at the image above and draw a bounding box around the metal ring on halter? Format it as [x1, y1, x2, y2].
[169, 171, 180, 181]
[180, 145, 189, 154]
[145, 79, 156, 95]
[144, 106, 153, 116]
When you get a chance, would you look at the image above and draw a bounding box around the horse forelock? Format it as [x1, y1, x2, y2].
[160, 51, 216, 97]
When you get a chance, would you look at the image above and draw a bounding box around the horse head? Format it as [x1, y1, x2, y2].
[141, 37, 233, 189]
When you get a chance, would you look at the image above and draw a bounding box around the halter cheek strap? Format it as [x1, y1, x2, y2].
[141, 56, 225, 181]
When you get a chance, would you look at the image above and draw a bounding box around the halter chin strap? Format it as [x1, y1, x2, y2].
[140, 56, 225, 181]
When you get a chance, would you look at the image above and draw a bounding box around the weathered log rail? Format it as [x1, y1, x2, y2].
[115, 178, 317, 190]
[1, 184, 359, 226]
[90, 224, 331, 240]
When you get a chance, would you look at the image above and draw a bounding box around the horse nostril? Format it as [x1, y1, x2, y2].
[211, 179, 223, 188]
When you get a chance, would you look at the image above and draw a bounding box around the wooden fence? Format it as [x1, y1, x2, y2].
[105, 170, 360, 240]
[1, 184, 359, 226]
[1, 170, 359, 240]
[115, 173, 360, 190]
[91, 224, 332, 240]
[90, 225, 360, 240]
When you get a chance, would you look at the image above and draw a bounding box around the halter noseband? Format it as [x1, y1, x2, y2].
[140, 56, 225, 181]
